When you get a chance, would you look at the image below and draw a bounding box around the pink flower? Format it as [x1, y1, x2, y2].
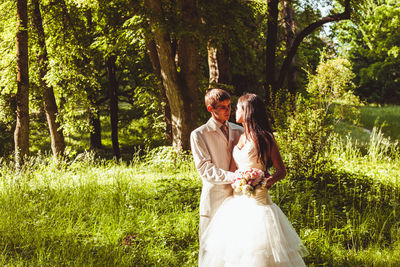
[231, 167, 266, 195]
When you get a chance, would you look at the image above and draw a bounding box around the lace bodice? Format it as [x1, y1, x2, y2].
[232, 141, 272, 205]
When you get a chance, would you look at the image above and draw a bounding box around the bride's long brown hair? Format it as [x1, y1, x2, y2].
[238, 93, 274, 167]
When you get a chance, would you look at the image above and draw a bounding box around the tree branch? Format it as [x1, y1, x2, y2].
[277, 0, 351, 90]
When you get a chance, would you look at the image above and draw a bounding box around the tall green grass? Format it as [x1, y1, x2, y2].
[359, 105, 400, 140]
[330, 126, 400, 186]
[0, 151, 199, 266]
[1, 143, 399, 266]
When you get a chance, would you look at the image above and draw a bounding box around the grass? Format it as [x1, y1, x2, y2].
[1, 104, 400, 265]
[1, 143, 400, 266]
[0, 151, 199, 266]
[334, 104, 400, 144]
[329, 127, 400, 186]
[334, 121, 371, 144]
[359, 105, 400, 140]
[332, 104, 400, 187]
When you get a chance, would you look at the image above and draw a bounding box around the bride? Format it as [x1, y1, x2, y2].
[199, 93, 308, 266]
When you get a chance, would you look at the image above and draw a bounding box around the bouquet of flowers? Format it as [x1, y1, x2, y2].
[231, 168, 266, 195]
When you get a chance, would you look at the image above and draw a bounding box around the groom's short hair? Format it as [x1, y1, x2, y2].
[205, 89, 230, 107]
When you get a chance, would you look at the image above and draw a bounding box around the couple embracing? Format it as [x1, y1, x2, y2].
[191, 89, 308, 267]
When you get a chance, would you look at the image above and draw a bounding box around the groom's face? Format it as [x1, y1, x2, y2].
[207, 99, 231, 124]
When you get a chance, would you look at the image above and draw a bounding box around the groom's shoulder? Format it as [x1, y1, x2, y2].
[191, 122, 211, 136]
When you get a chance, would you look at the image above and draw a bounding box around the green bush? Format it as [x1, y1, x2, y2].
[272, 56, 360, 178]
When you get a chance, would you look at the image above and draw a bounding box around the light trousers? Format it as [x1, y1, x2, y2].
[198, 215, 211, 267]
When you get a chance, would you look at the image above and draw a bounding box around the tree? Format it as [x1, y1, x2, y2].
[144, 0, 199, 150]
[106, 55, 121, 159]
[0, 0, 175, 157]
[265, 0, 280, 94]
[207, 41, 231, 87]
[200, 0, 265, 94]
[283, 0, 296, 94]
[2, 0, 369, 156]
[145, 38, 172, 144]
[15, 0, 30, 162]
[277, 55, 359, 177]
[31, 0, 65, 157]
[83, 7, 103, 150]
[266, 0, 354, 99]
[334, 0, 400, 104]
[35, 0, 103, 151]
[38, 0, 155, 156]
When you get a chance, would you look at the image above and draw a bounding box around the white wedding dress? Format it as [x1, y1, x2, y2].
[200, 141, 308, 267]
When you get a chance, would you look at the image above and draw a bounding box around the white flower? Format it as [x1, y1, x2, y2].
[243, 184, 253, 195]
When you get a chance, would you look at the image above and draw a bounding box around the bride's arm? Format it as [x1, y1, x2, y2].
[264, 135, 286, 189]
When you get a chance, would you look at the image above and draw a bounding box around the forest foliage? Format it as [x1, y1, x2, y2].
[333, 0, 400, 104]
[3, 0, 398, 158]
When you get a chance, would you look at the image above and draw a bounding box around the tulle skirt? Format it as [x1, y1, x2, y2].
[199, 189, 308, 267]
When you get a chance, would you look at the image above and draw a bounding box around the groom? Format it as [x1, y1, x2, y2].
[190, 89, 243, 259]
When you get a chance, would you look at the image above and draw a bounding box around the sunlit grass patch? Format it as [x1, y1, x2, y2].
[0, 152, 200, 266]
[334, 121, 371, 143]
[0, 142, 399, 265]
[330, 126, 400, 186]
[359, 105, 400, 140]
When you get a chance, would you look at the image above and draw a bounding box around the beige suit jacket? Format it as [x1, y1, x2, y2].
[190, 118, 244, 218]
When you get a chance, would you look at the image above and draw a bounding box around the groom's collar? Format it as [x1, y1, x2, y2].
[207, 117, 228, 131]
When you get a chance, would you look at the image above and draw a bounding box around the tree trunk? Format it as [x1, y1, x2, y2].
[207, 42, 230, 87]
[177, 0, 199, 133]
[15, 0, 30, 163]
[85, 8, 103, 150]
[88, 108, 102, 149]
[277, 0, 351, 89]
[283, 0, 296, 95]
[265, 0, 279, 100]
[32, 0, 65, 157]
[145, 0, 199, 150]
[106, 55, 120, 160]
[145, 38, 172, 145]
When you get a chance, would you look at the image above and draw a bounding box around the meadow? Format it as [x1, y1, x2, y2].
[0, 150, 200, 266]
[1, 105, 400, 266]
